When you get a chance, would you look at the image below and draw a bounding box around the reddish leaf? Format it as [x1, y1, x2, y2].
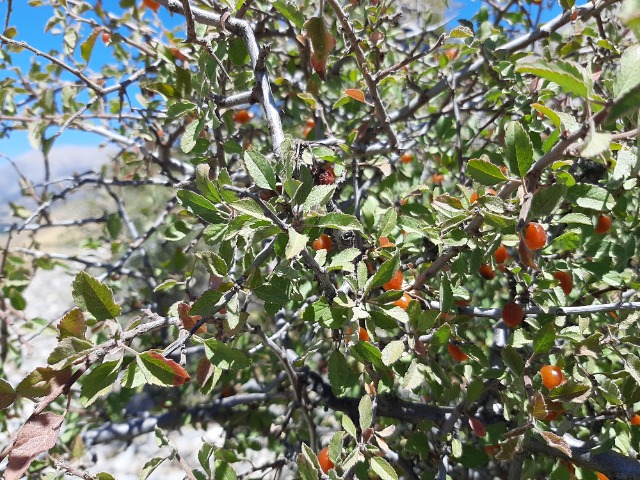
[34, 367, 73, 415]
[178, 302, 206, 334]
[6, 412, 64, 480]
[468, 416, 487, 437]
[57, 308, 86, 340]
[146, 352, 191, 386]
[539, 430, 572, 457]
[345, 89, 366, 103]
[303, 17, 336, 80]
[196, 355, 213, 387]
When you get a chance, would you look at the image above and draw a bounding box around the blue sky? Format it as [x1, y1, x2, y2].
[0, 0, 561, 160]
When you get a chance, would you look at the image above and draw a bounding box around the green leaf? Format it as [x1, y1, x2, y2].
[166, 100, 197, 119]
[381, 340, 404, 366]
[229, 37, 249, 66]
[530, 184, 566, 219]
[131, 352, 191, 387]
[244, 150, 276, 190]
[358, 395, 373, 430]
[213, 461, 238, 480]
[364, 253, 400, 294]
[181, 118, 204, 153]
[371, 457, 398, 480]
[72, 271, 121, 321]
[557, 213, 592, 225]
[580, 132, 611, 158]
[286, 229, 309, 259]
[80, 28, 100, 63]
[624, 353, 640, 386]
[610, 45, 640, 121]
[502, 345, 524, 377]
[303, 17, 336, 79]
[377, 208, 397, 238]
[533, 323, 555, 354]
[449, 25, 473, 38]
[466, 157, 508, 185]
[196, 164, 221, 203]
[303, 185, 336, 211]
[178, 189, 226, 224]
[140, 457, 166, 480]
[515, 57, 590, 98]
[47, 337, 94, 368]
[327, 248, 360, 272]
[531, 103, 561, 130]
[599, 378, 622, 406]
[80, 360, 122, 406]
[567, 184, 615, 211]
[202, 339, 251, 370]
[190, 290, 225, 317]
[196, 251, 228, 276]
[272, 0, 305, 28]
[619, 0, 640, 40]
[505, 121, 534, 177]
[0, 378, 17, 409]
[548, 381, 592, 403]
[58, 307, 86, 339]
[328, 350, 358, 396]
[305, 212, 363, 231]
[328, 431, 345, 464]
[342, 413, 357, 438]
[230, 199, 271, 222]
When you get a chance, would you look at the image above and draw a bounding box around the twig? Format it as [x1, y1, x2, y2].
[326, 0, 398, 148]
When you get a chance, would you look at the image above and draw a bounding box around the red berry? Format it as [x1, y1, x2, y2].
[494, 245, 508, 264]
[553, 271, 573, 295]
[479, 264, 495, 280]
[594, 214, 611, 234]
[524, 222, 547, 250]
[393, 293, 411, 310]
[312, 234, 333, 252]
[318, 447, 334, 474]
[502, 302, 524, 328]
[540, 365, 563, 389]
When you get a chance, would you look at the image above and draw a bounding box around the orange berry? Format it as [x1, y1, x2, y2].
[220, 386, 235, 398]
[233, 109, 252, 125]
[470, 192, 479, 204]
[540, 365, 563, 389]
[502, 302, 524, 328]
[479, 264, 495, 280]
[318, 446, 334, 474]
[383, 269, 403, 291]
[454, 299, 470, 307]
[142, 0, 160, 12]
[101, 32, 111, 44]
[394, 293, 411, 310]
[312, 234, 333, 252]
[494, 244, 508, 264]
[595, 473, 608, 480]
[630, 414, 640, 426]
[400, 152, 413, 164]
[432, 173, 444, 183]
[553, 271, 573, 295]
[447, 343, 468, 362]
[524, 222, 547, 250]
[379, 236, 395, 248]
[358, 327, 370, 342]
[594, 214, 611, 234]
[485, 188, 497, 196]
